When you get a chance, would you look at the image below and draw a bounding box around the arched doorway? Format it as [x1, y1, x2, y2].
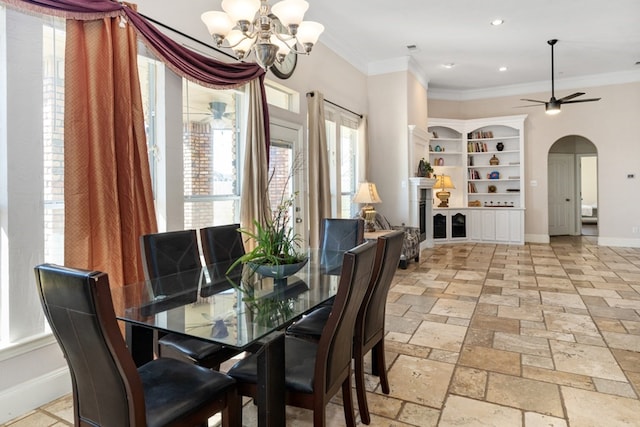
[548, 136, 598, 237]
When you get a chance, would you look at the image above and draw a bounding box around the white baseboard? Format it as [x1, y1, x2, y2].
[525, 234, 550, 244]
[597, 237, 640, 248]
[0, 367, 71, 424]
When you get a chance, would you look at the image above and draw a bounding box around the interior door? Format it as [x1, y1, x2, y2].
[548, 153, 575, 236]
[269, 120, 307, 245]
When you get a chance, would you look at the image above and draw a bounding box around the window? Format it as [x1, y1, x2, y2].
[42, 18, 65, 265]
[182, 81, 244, 228]
[264, 80, 299, 113]
[325, 107, 361, 218]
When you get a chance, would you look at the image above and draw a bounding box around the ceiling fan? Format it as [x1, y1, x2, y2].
[520, 39, 601, 115]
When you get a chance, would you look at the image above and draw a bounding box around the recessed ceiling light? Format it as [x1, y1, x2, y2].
[443, 63, 455, 69]
[499, 66, 508, 72]
[491, 19, 504, 26]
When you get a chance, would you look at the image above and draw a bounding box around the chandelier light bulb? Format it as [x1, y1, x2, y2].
[271, 0, 309, 28]
[296, 21, 324, 50]
[221, 0, 261, 24]
[201, 11, 234, 40]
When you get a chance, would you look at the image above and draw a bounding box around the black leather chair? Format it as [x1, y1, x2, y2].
[286, 230, 404, 424]
[319, 218, 365, 274]
[227, 241, 377, 427]
[199, 224, 245, 296]
[34, 264, 240, 427]
[140, 230, 234, 370]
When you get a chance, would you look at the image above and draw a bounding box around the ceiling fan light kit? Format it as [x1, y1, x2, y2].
[520, 39, 601, 115]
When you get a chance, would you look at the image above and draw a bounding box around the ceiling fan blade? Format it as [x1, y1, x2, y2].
[557, 92, 585, 102]
[514, 105, 541, 108]
[561, 98, 601, 104]
[520, 98, 546, 104]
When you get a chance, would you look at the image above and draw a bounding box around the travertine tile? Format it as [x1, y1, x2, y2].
[430, 298, 476, 319]
[602, 331, 640, 352]
[544, 311, 600, 336]
[449, 366, 487, 399]
[387, 355, 454, 408]
[550, 340, 627, 381]
[493, 332, 551, 357]
[592, 377, 637, 398]
[562, 386, 640, 427]
[439, 395, 522, 426]
[459, 345, 521, 376]
[523, 412, 568, 427]
[486, 373, 564, 417]
[409, 320, 467, 352]
[397, 402, 440, 427]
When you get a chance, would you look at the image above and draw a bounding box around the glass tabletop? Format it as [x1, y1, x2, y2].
[112, 250, 342, 350]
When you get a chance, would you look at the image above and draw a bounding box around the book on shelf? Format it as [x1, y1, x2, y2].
[468, 182, 477, 193]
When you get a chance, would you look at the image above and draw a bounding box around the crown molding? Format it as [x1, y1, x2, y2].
[428, 69, 640, 101]
[367, 56, 430, 91]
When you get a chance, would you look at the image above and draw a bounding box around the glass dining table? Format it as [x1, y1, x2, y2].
[111, 249, 342, 427]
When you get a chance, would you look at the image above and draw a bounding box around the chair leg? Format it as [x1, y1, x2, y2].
[354, 349, 371, 425]
[374, 341, 390, 394]
[222, 388, 242, 427]
[341, 375, 357, 427]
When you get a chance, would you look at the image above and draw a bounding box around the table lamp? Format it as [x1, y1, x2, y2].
[434, 174, 455, 207]
[353, 182, 382, 232]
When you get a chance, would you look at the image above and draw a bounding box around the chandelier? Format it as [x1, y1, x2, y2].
[201, 0, 324, 70]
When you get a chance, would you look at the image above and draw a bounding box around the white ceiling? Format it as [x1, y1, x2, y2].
[303, 0, 640, 97]
[137, 0, 640, 99]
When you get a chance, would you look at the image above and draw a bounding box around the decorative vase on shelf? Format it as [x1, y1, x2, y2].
[496, 142, 504, 151]
[490, 155, 500, 165]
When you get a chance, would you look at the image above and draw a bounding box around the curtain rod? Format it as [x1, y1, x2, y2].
[139, 13, 238, 61]
[306, 92, 363, 118]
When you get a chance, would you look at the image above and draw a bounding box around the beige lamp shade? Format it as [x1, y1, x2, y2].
[353, 182, 382, 205]
[434, 174, 455, 191]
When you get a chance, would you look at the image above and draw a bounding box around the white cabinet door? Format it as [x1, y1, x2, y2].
[481, 210, 496, 241]
[469, 210, 483, 241]
[509, 210, 523, 243]
[495, 210, 511, 241]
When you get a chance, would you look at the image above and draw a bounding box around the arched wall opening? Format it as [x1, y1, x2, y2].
[547, 135, 598, 237]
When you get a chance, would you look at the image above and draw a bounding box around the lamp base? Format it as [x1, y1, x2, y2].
[362, 208, 377, 232]
[436, 190, 451, 208]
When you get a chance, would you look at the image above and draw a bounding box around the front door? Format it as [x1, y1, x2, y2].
[548, 153, 575, 236]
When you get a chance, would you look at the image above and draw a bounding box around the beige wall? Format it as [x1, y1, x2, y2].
[428, 81, 640, 245]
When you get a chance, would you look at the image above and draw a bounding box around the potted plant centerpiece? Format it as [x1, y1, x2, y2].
[228, 164, 307, 287]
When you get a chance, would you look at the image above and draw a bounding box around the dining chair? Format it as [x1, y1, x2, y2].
[286, 230, 404, 424]
[199, 224, 245, 295]
[227, 240, 377, 427]
[140, 229, 235, 370]
[34, 264, 240, 427]
[319, 218, 365, 274]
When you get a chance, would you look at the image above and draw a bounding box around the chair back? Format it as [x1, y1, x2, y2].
[319, 218, 365, 271]
[199, 223, 245, 264]
[34, 264, 145, 426]
[359, 230, 404, 345]
[139, 230, 202, 303]
[315, 240, 376, 395]
[140, 229, 201, 279]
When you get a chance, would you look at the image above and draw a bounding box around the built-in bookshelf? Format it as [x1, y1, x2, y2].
[428, 115, 527, 244]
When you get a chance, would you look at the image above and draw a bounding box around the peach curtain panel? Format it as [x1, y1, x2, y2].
[307, 91, 332, 248]
[64, 17, 157, 287]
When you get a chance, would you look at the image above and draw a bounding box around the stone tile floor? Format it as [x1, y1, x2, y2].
[5, 236, 640, 426]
